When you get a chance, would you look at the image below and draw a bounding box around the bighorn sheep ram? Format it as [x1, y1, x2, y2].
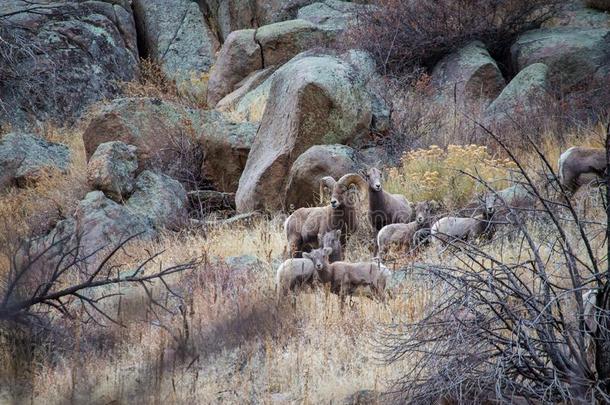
[275, 247, 333, 303]
[284, 174, 366, 257]
[362, 167, 413, 233]
[558, 146, 605, 194]
[377, 200, 440, 258]
[319, 229, 343, 263]
[305, 247, 391, 305]
[431, 196, 496, 246]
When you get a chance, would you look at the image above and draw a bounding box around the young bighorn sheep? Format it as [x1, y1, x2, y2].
[377, 200, 440, 258]
[430, 196, 496, 246]
[362, 167, 413, 233]
[284, 173, 366, 257]
[305, 248, 391, 306]
[319, 229, 343, 262]
[558, 146, 606, 194]
[275, 247, 333, 304]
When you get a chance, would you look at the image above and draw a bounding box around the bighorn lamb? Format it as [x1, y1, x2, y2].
[275, 247, 332, 303]
[305, 248, 391, 304]
[284, 173, 366, 257]
[377, 200, 439, 257]
[319, 229, 343, 262]
[558, 146, 605, 194]
[431, 197, 496, 246]
[362, 167, 413, 233]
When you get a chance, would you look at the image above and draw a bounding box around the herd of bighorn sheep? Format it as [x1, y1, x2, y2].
[276, 144, 608, 306]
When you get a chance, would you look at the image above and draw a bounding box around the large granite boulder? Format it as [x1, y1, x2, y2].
[207, 19, 333, 106]
[207, 29, 263, 107]
[0, 132, 71, 189]
[297, 0, 370, 31]
[0, 1, 138, 128]
[284, 144, 366, 209]
[543, 4, 610, 29]
[126, 171, 188, 230]
[432, 41, 506, 108]
[198, 111, 259, 192]
[74, 191, 155, 257]
[82, 98, 205, 175]
[485, 63, 550, 125]
[235, 51, 382, 212]
[87, 141, 138, 201]
[511, 27, 610, 89]
[132, 0, 219, 83]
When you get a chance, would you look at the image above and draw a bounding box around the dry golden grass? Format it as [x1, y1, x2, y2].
[0, 120, 607, 404]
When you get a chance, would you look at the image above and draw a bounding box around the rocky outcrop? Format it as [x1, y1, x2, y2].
[235, 51, 384, 212]
[215, 68, 277, 115]
[74, 191, 155, 258]
[82, 98, 204, 174]
[0, 132, 71, 189]
[132, 0, 219, 83]
[297, 0, 369, 31]
[126, 171, 188, 230]
[0, 1, 139, 128]
[256, 19, 332, 66]
[485, 63, 550, 125]
[198, 111, 259, 192]
[87, 141, 138, 201]
[284, 144, 365, 209]
[544, 4, 610, 29]
[511, 27, 610, 89]
[207, 19, 334, 106]
[207, 29, 263, 107]
[432, 41, 506, 108]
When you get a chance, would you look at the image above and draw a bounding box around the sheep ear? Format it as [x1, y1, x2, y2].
[317, 233, 323, 244]
[323, 247, 332, 256]
[430, 200, 440, 210]
[335, 230, 341, 237]
[303, 252, 311, 259]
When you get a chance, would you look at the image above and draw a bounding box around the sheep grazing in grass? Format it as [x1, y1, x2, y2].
[377, 200, 440, 258]
[319, 229, 343, 263]
[305, 248, 391, 306]
[284, 173, 366, 257]
[558, 146, 606, 194]
[362, 167, 413, 233]
[431, 195, 496, 246]
[275, 247, 333, 304]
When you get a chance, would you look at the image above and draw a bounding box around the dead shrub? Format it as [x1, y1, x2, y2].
[345, 0, 560, 78]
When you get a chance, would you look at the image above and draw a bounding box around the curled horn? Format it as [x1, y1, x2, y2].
[320, 176, 337, 190]
[336, 173, 367, 190]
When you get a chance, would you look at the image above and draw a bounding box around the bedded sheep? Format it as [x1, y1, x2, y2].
[431, 197, 496, 246]
[377, 200, 440, 258]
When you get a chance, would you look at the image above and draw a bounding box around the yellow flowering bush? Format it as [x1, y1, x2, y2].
[385, 144, 518, 208]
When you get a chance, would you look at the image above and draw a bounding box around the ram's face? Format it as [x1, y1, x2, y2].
[366, 168, 383, 191]
[304, 247, 331, 271]
[414, 202, 431, 224]
[330, 185, 348, 209]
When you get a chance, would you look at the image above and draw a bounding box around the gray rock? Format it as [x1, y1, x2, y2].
[235, 51, 379, 212]
[543, 4, 610, 29]
[207, 18, 334, 106]
[74, 191, 155, 257]
[297, 0, 370, 31]
[126, 171, 188, 230]
[132, 0, 219, 83]
[0, 132, 71, 189]
[284, 144, 366, 209]
[216, 67, 277, 113]
[198, 111, 259, 192]
[0, 1, 139, 128]
[485, 63, 550, 123]
[82, 97, 205, 176]
[87, 141, 138, 201]
[207, 29, 263, 107]
[256, 19, 333, 67]
[511, 27, 610, 89]
[432, 41, 506, 108]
